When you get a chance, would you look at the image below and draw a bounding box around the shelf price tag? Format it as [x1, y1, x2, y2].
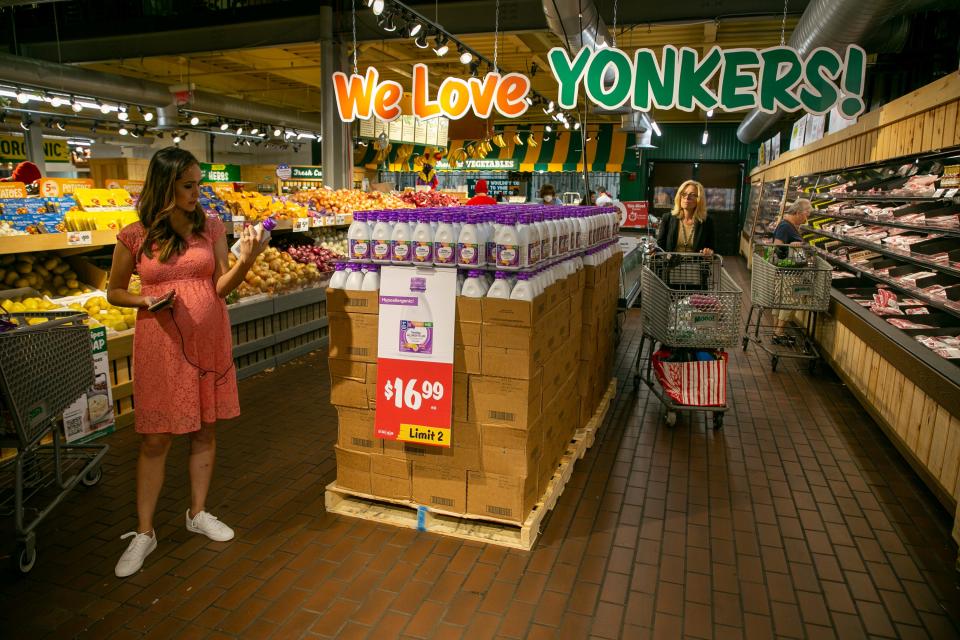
[230, 215, 245, 235]
[946, 188, 959, 198]
[374, 267, 457, 448]
[934, 189, 945, 198]
[335, 213, 347, 225]
[309, 217, 322, 228]
[293, 218, 310, 232]
[324, 215, 337, 226]
[67, 231, 93, 246]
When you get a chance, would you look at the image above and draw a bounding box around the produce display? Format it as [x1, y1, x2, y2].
[231, 246, 324, 300]
[291, 189, 412, 215]
[0, 253, 95, 297]
[0, 221, 29, 237]
[285, 244, 342, 274]
[398, 190, 462, 208]
[68, 295, 137, 332]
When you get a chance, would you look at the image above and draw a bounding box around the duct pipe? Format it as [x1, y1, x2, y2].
[0, 51, 323, 132]
[736, 0, 943, 143]
[543, 0, 615, 88]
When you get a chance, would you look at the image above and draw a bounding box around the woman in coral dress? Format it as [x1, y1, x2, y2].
[106, 147, 266, 578]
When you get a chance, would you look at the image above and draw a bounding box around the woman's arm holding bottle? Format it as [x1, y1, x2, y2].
[213, 225, 264, 298]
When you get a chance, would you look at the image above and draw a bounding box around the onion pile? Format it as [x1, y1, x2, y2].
[286, 245, 342, 273]
[291, 189, 412, 214]
[230, 247, 323, 299]
[399, 191, 462, 207]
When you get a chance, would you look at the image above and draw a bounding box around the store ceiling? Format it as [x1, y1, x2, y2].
[75, 12, 797, 125]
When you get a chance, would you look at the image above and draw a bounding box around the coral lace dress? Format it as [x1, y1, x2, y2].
[117, 216, 239, 434]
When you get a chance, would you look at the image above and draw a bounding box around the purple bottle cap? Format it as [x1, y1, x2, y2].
[367, 265, 380, 272]
[334, 262, 347, 271]
[261, 217, 277, 231]
[350, 263, 363, 271]
[516, 272, 529, 280]
[494, 271, 507, 279]
[468, 269, 482, 278]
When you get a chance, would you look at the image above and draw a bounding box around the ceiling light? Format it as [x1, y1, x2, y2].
[118, 110, 129, 122]
[50, 96, 63, 108]
[250, 126, 259, 135]
[706, 109, 714, 118]
[71, 100, 83, 112]
[233, 138, 241, 147]
[408, 22, 422, 37]
[586, 136, 592, 142]
[415, 34, 429, 49]
[55, 120, 66, 131]
[372, 0, 385, 15]
[220, 122, 230, 131]
[236, 126, 244, 135]
[545, 101, 555, 114]
[286, 130, 297, 139]
[273, 127, 282, 137]
[702, 130, 709, 145]
[564, 121, 570, 130]
[19, 116, 31, 131]
[543, 136, 551, 142]
[15, 90, 29, 104]
[435, 43, 449, 56]
[142, 109, 154, 122]
[574, 121, 581, 130]
[100, 102, 112, 114]
[459, 49, 473, 65]
[173, 134, 182, 144]
[190, 115, 200, 126]
[379, 14, 397, 31]
[545, 125, 552, 132]
[524, 97, 533, 106]
[130, 128, 140, 138]
[119, 126, 129, 136]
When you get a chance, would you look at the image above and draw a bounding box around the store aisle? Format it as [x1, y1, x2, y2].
[2, 258, 960, 639]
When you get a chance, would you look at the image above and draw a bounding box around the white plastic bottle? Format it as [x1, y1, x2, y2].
[345, 263, 365, 290]
[429, 210, 439, 233]
[328, 262, 348, 289]
[361, 264, 380, 291]
[495, 212, 521, 269]
[521, 213, 540, 267]
[461, 269, 486, 297]
[537, 211, 551, 261]
[412, 212, 435, 265]
[457, 213, 482, 267]
[230, 217, 275, 258]
[433, 211, 457, 266]
[510, 272, 536, 300]
[399, 276, 434, 356]
[371, 211, 393, 264]
[487, 271, 513, 298]
[390, 212, 412, 264]
[347, 211, 371, 262]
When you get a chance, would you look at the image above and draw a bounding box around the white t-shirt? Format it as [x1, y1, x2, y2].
[595, 193, 613, 206]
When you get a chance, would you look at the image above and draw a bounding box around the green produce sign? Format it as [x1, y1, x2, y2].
[291, 166, 323, 180]
[199, 162, 241, 183]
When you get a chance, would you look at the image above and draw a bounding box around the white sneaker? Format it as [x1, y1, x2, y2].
[185, 509, 235, 542]
[115, 531, 157, 578]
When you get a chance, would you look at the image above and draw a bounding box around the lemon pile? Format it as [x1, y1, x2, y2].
[69, 296, 137, 333]
[0, 296, 63, 325]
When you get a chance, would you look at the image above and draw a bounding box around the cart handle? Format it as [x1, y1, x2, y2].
[2, 311, 89, 334]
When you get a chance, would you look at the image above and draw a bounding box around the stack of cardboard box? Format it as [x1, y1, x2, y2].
[327, 250, 622, 525]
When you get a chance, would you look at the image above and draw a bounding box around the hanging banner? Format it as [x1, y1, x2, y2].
[333, 45, 868, 123]
[375, 267, 457, 448]
[0, 134, 71, 164]
[438, 159, 518, 172]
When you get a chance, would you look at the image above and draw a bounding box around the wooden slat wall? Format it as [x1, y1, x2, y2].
[751, 73, 960, 184]
[816, 316, 960, 511]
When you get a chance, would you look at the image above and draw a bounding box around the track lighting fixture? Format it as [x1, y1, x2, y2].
[236, 126, 244, 135]
[407, 22, 422, 37]
[220, 122, 230, 131]
[250, 126, 259, 135]
[434, 35, 449, 56]
[378, 13, 397, 31]
[273, 127, 282, 137]
[71, 99, 83, 113]
[415, 33, 429, 49]
[371, 0, 385, 16]
[173, 133, 182, 144]
[19, 115, 32, 131]
[50, 95, 63, 108]
[118, 126, 129, 136]
[141, 107, 154, 122]
[459, 48, 473, 65]
[190, 115, 200, 126]
[55, 120, 66, 131]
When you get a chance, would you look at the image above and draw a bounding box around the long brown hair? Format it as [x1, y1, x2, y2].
[137, 147, 206, 262]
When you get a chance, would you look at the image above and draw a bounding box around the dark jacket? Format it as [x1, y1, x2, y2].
[656, 214, 716, 253]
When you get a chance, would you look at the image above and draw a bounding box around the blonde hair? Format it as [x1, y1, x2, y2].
[672, 180, 707, 223]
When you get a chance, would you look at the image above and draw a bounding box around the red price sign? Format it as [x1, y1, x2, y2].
[375, 357, 453, 447]
[622, 201, 649, 227]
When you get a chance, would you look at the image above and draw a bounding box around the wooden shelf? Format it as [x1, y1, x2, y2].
[0, 230, 118, 256]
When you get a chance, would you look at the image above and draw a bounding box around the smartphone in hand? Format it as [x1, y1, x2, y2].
[147, 292, 175, 313]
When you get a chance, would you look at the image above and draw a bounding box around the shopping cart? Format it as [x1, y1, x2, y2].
[0, 311, 108, 574]
[634, 253, 743, 429]
[742, 246, 832, 373]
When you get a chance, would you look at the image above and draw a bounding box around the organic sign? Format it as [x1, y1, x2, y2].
[334, 45, 868, 123]
[0, 134, 71, 163]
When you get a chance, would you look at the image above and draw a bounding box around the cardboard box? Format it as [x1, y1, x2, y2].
[481, 295, 547, 327]
[467, 471, 538, 523]
[452, 420, 481, 451]
[469, 372, 541, 429]
[328, 312, 378, 363]
[413, 464, 467, 513]
[545, 281, 562, 310]
[327, 289, 380, 315]
[337, 407, 381, 453]
[455, 318, 481, 347]
[384, 438, 480, 470]
[481, 419, 544, 476]
[454, 372, 468, 421]
[328, 358, 369, 382]
[331, 376, 370, 409]
[481, 344, 539, 380]
[370, 454, 411, 501]
[454, 344, 482, 374]
[457, 296, 483, 323]
[335, 446, 371, 494]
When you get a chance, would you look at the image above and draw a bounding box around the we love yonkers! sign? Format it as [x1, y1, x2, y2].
[333, 44, 867, 123]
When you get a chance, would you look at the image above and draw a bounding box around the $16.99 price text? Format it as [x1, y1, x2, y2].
[382, 377, 445, 410]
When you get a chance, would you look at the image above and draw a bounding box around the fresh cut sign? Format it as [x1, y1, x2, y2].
[333, 45, 867, 122]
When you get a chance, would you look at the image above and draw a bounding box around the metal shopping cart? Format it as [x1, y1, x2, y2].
[634, 253, 743, 429]
[742, 246, 832, 373]
[0, 311, 108, 574]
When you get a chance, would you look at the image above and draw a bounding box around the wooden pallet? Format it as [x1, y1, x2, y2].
[325, 378, 618, 551]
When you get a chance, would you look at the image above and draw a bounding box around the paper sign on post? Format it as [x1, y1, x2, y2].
[375, 266, 456, 447]
[621, 201, 649, 228]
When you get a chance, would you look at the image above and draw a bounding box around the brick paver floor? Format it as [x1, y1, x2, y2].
[2, 258, 959, 639]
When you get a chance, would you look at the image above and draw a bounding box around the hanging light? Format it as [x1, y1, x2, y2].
[545, 125, 552, 133]
[15, 90, 29, 104]
[50, 95, 63, 108]
[250, 126, 260, 135]
[189, 115, 200, 126]
[434, 35, 449, 56]
[141, 107, 154, 122]
[118, 106, 129, 121]
[119, 126, 129, 136]
[220, 121, 230, 131]
[236, 126, 244, 135]
[173, 133, 182, 144]
[415, 33, 429, 49]
[706, 109, 714, 118]
[273, 127, 282, 137]
[459, 48, 473, 65]
[574, 121, 581, 130]
[702, 130, 709, 145]
[371, 0, 385, 16]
